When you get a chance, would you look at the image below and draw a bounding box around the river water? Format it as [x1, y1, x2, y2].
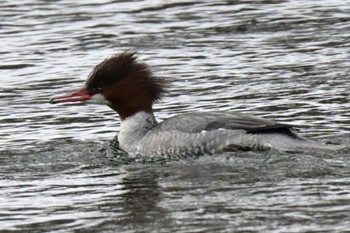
[1, 0, 350, 232]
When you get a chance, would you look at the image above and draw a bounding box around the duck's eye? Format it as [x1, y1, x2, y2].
[87, 86, 102, 94]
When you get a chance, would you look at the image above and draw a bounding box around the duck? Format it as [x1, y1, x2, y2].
[50, 51, 338, 157]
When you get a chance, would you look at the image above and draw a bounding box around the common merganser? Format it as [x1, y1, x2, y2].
[50, 51, 338, 157]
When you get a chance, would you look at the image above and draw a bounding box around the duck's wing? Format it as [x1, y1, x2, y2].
[156, 111, 296, 136]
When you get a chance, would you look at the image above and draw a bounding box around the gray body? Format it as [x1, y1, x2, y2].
[118, 111, 334, 157]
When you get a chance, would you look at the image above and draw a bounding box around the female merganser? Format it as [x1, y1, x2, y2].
[50, 51, 337, 157]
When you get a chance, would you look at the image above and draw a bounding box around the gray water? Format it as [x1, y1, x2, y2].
[1, 0, 350, 232]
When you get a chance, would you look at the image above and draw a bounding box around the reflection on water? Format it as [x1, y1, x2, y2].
[2, 145, 350, 232]
[0, 0, 350, 232]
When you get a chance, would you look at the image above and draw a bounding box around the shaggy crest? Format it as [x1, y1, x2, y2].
[86, 51, 167, 102]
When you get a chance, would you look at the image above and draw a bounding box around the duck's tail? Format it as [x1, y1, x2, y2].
[248, 129, 343, 151]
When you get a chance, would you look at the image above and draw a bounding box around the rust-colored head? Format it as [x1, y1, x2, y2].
[50, 51, 167, 120]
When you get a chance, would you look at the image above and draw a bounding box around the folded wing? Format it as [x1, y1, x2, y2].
[156, 111, 297, 137]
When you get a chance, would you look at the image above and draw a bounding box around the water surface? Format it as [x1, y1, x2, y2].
[1, 0, 350, 232]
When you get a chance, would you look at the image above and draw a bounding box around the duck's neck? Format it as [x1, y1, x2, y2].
[118, 111, 158, 152]
[102, 77, 159, 121]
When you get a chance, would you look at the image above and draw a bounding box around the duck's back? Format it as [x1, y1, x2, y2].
[155, 111, 299, 137]
[128, 111, 335, 157]
[140, 112, 340, 156]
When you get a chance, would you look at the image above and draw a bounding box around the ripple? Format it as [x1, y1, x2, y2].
[1, 0, 350, 232]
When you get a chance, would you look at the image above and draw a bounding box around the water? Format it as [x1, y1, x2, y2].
[1, 0, 350, 232]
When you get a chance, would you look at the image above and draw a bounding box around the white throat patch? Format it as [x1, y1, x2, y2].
[87, 94, 111, 105]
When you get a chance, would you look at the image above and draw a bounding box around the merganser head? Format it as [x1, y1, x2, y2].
[50, 52, 166, 120]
